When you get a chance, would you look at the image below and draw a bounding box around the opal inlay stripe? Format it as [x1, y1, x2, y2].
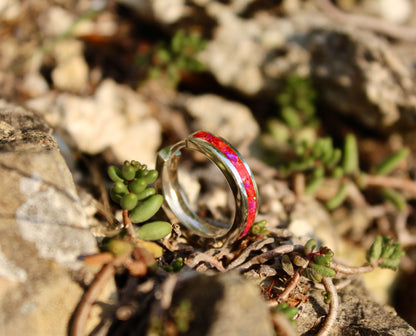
[193, 131, 257, 237]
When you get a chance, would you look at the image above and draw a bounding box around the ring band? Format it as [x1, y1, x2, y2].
[156, 131, 258, 243]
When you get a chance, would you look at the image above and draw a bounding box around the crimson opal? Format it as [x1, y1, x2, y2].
[193, 131, 258, 237]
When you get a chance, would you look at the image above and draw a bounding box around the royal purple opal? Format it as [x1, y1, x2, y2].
[193, 131, 258, 237]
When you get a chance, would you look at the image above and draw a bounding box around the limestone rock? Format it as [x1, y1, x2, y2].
[185, 94, 260, 148]
[27, 79, 162, 167]
[297, 278, 416, 336]
[0, 100, 104, 336]
[166, 271, 275, 336]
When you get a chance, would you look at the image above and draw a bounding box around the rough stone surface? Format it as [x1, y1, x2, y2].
[185, 94, 260, 148]
[168, 271, 275, 336]
[308, 27, 416, 132]
[297, 278, 416, 336]
[0, 100, 106, 336]
[123, 0, 416, 132]
[26, 79, 162, 167]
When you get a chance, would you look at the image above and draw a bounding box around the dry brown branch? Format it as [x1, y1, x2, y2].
[70, 256, 127, 336]
[362, 174, 416, 194]
[237, 244, 299, 272]
[316, 277, 339, 336]
[227, 237, 275, 270]
[269, 271, 301, 308]
[329, 261, 375, 275]
[185, 251, 226, 272]
[122, 209, 137, 238]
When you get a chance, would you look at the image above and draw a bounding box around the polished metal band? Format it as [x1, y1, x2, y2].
[156, 131, 258, 243]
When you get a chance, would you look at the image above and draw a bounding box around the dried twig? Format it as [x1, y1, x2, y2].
[329, 261, 375, 275]
[269, 271, 301, 308]
[237, 244, 299, 272]
[316, 0, 416, 41]
[185, 251, 226, 272]
[362, 174, 416, 194]
[70, 256, 126, 336]
[227, 237, 275, 270]
[316, 277, 339, 336]
[122, 209, 137, 238]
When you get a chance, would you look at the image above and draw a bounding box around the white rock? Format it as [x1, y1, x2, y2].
[185, 94, 260, 148]
[111, 118, 161, 168]
[43, 6, 75, 37]
[52, 56, 89, 93]
[32, 79, 162, 167]
[200, 6, 264, 95]
[117, 0, 187, 24]
[50, 39, 89, 92]
[365, 0, 413, 24]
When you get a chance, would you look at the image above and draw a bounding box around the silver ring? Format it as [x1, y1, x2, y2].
[156, 131, 258, 243]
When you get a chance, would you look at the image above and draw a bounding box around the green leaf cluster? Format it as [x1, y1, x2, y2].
[283, 132, 410, 210]
[108, 160, 172, 241]
[302, 239, 336, 282]
[366, 235, 404, 270]
[250, 219, 269, 236]
[149, 29, 207, 87]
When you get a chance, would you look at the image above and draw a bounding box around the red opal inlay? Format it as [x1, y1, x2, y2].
[193, 131, 258, 237]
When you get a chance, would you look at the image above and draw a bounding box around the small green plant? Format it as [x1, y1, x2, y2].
[276, 75, 318, 130]
[282, 133, 410, 210]
[366, 235, 405, 270]
[250, 219, 270, 236]
[108, 160, 172, 241]
[143, 29, 206, 87]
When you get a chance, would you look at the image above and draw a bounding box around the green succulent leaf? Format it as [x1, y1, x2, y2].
[120, 193, 139, 211]
[366, 235, 383, 265]
[144, 170, 159, 184]
[129, 178, 147, 194]
[121, 163, 136, 181]
[375, 148, 409, 175]
[110, 189, 122, 203]
[309, 262, 336, 278]
[325, 182, 348, 210]
[136, 221, 172, 240]
[313, 254, 330, 266]
[129, 194, 164, 223]
[379, 258, 401, 270]
[302, 267, 323, 282]
[381, 188, 407, 211]
[342, 134, 359, 175]
[136, 187, 156, 201]
[281, 254, 294, 276]
[108, 165, 124, 183]
[112, 181, 128, 195]
[304, 239, 317, 255]
[293, 255, 307, 267]
[305, 174, 324, 195]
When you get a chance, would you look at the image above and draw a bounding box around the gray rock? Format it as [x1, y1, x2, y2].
[297, 278, 416, 336]
[27, 79, 162, 167]
[123, 0, 416, 133]
[308, 27, 416, 132]
[166, 271, 275, 336]
[185, 94, 260, 148]
[0, 100, 107, 336]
